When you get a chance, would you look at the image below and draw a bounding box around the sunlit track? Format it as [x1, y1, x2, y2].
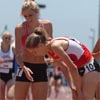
[48, 86, 72, 100]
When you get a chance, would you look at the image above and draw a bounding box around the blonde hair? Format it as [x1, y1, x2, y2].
[21, 0, 39, 15]
[2, 31, 12, 38]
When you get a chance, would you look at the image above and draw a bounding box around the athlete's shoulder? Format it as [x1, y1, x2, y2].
[39, 19, 52, 25]
[15, 22, 26, 30]
[15, 22, 26, 34]
[50, 39, 59, 49]
[39, 19, 52, 37]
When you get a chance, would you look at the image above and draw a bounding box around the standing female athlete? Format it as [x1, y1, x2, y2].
[15, 0, 53, 100]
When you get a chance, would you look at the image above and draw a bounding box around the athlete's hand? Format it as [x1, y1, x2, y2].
[72, 88, 78, 100]
[23, 66, 34, 82]
[72, 89, 85, 100]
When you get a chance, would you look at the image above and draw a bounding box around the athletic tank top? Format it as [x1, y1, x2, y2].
[22, 20, 44, 47]
[48, 37, 92, 68]
[0, 45, 14, 69]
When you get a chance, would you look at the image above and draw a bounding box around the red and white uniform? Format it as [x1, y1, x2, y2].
[48, 37, 92, 68]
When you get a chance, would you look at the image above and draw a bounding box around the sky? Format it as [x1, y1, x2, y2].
[0, 0, 99, 51]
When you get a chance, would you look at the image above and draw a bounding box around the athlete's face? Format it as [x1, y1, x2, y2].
[27, 43, 47, 56]
[2, 33, 12, 45]
[22, 9, 37, 24]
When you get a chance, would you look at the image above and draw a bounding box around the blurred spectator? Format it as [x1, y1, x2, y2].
[0, 31, 16, 100]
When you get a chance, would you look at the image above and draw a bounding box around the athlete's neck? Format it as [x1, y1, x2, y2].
[27, 20, 39, 29]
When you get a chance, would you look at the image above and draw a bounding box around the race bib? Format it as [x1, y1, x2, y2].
[0, 68, 10, 73]
[84, 59, 95, 74]
[0, 62, 13, 69]
[16, 68, 23, 77]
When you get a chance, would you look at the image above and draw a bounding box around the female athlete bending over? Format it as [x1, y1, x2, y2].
[26, 27, 100, 100]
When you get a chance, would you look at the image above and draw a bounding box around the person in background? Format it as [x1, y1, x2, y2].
[47, 64, 62, 99]
[0, 31, 15, 100]
[45, 55, 66, 100]
[92, 38, 100, 100]
[44, 56, 54, 100]
[25, 27, 100, 100]
[15, 0, 53, 100]
[53, 65, 62, 98]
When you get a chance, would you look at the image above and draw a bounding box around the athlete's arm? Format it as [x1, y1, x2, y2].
[92, 38, 100, 60]
[15, 25, 33, 82]
[92, 51, 100, 60]
[51, 43, 82, 95]
[93, 38, 100, 53]
[15, 25, 24, 68]
[53, 60, 75, 89]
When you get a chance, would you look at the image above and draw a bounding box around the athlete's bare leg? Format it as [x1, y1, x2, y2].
[0, 79, 6, 100]
[15, 81, 30, 100]
[31, 82, 48, 100]
[81, 72, 100, 100]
